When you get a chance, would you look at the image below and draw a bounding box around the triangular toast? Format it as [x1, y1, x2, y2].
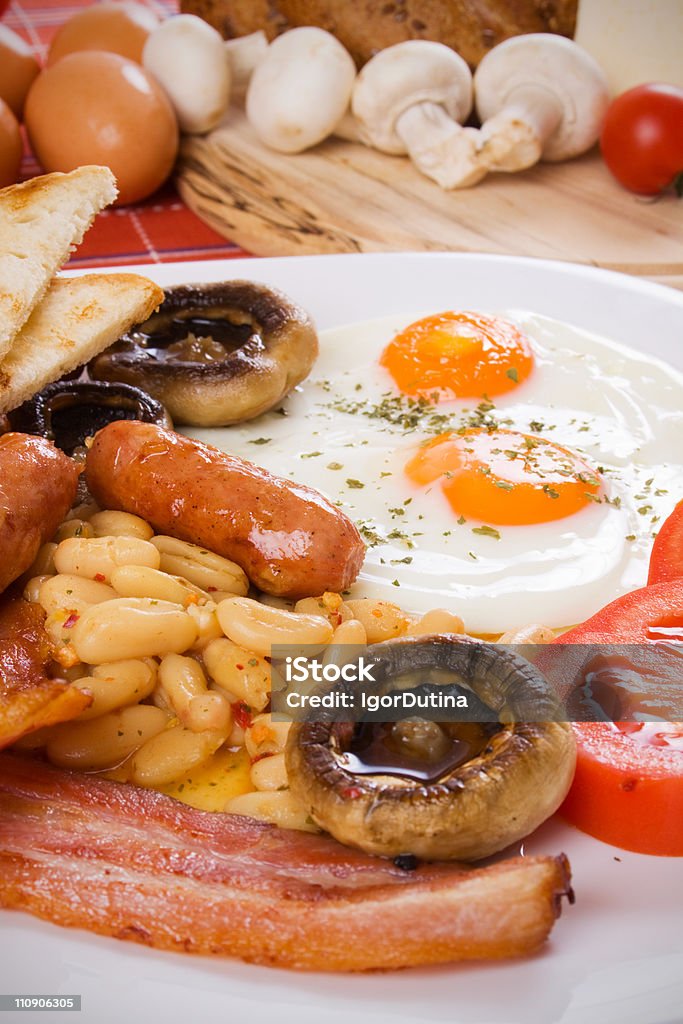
[0, 166, 118, 361]
[0, 273, 164, 414]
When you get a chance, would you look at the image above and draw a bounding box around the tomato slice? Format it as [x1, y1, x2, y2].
[561, 722, 683, 855]
[648, 500, 683, 586]
[555, 580, 683, 854]
[555, 579, 683, 644]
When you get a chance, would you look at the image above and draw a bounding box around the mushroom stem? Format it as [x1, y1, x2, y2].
[224, 31, 268, 105]
[395, 101, 487, 188]
[478, 86, 564, 172]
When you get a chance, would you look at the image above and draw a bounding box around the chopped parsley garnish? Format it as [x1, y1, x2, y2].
[472, 525, 501, 540]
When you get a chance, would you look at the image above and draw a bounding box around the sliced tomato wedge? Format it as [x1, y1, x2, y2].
[555, 580, 683, 854]
[561, 722, 683, 855]
[648, 500, 683, 585]
[555, 579, 683, 645]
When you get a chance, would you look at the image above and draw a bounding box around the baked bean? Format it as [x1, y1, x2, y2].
[187, 602, 223, 649]
[244, 713, 291, 758]
[158, 653, 232, 733]
[67, 499, 100, 522]
[216, 596, 333, 656]
[23, 574, 52, 604]
[151, 536, 248, 596]
[46, 705, 169, 770]
[25, 542, 57, 578]
[130, 723, 228, 787]
[70, 597, 198, 664]
[110, 564, 205, 606]
[73, 658, 157, 720]
[322, 618, 367, 668]
[407, 608, 465, 637]
[226, 720, 245, 747]
[54, 518, 94, 542]
[90, 510, 154, 540]
[294, 591, 350, 628]
[499, 624, 555, 645]
[54, 536, 160, 582]
[44, 608, 86, 649]
[250, 752, 288, 792]
[38, 573, 117, 616]
[344, 598, 411, 643]
[224, 790, 317, 832]
[202, 637, 271, 711]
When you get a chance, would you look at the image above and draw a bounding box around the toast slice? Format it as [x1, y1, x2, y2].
[0, 166, 118, 362]
[0, 273, 164, 414]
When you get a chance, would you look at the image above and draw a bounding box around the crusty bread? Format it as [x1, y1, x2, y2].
[0, 273, 163, 414]
[0, 166, 118, 362]
[181, 0, 577, 68]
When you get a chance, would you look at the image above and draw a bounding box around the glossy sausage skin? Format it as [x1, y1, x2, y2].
[0, 433, 80, 594]
[85, 421, 365, 598]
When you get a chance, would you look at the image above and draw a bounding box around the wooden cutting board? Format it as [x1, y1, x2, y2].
[177, 109, 683, 290]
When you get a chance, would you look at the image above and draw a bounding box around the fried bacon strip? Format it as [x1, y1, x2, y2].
[0, 753, 572, 971]
[0, 597, 90, 750]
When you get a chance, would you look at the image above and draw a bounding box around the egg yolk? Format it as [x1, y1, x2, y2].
[380, 312, 534, 401]
[405, 428, 602, 525]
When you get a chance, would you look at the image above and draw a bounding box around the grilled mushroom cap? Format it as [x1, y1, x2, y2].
[88, 280, 319, 427]
[6, 379, 171, 456]
[285, 634, 576, 861]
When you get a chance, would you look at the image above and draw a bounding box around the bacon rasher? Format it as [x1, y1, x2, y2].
[0, 753, 572, 971]
[0, 596, 90, 750]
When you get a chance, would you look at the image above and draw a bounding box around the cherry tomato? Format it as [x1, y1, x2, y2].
[600, 83, 683, 196]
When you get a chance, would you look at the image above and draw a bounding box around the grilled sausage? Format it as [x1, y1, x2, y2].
[85, 421, 365, 598]
[0, 433, 80, 594]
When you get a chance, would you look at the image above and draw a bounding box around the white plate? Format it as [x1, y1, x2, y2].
[3, 254, 683, 1024]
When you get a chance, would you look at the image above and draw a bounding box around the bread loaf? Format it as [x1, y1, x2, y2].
[181, 0, 577, 69]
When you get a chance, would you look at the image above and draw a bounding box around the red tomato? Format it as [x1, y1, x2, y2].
[554, 579, 683, 645]
[562, 722, 683, 855]
[600, 83, 683, 196]
[648, 500, 683, 585]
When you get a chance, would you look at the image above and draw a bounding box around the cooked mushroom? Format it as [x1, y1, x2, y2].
[351, 40, 484, 189]
[474, 34, 610, 172]
[88, 280, 319, 427]
[5, 379, 171, 456]
[143, 14, 230, 134]
[246, 27, 357, 153]
[286, 635, 576, 861]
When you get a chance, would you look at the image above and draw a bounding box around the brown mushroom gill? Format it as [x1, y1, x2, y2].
[5, 380, 172, 457]
[285, 635, 576, 861]
[88, 281, 319, 428]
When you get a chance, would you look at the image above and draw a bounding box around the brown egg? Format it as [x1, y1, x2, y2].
[0, 98, 22, 188]
[47, 2, 159, 66]
[0, 25, 40, 120]
[25, 51, 178, 205]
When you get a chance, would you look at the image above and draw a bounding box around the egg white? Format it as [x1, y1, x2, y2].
[192, 311, 683, 634]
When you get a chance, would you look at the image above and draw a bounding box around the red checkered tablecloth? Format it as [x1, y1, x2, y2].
[3, 0, 254, 267]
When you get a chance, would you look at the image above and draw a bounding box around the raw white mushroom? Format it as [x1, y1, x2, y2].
[474, 34, 610, 171]
[143, 14, 231, 135]
[246, 27, 357, 154]
[351, 40, 482, 189]
[224, 31, 268, 105]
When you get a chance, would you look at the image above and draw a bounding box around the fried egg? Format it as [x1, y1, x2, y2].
[200, 311, 683, 634]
